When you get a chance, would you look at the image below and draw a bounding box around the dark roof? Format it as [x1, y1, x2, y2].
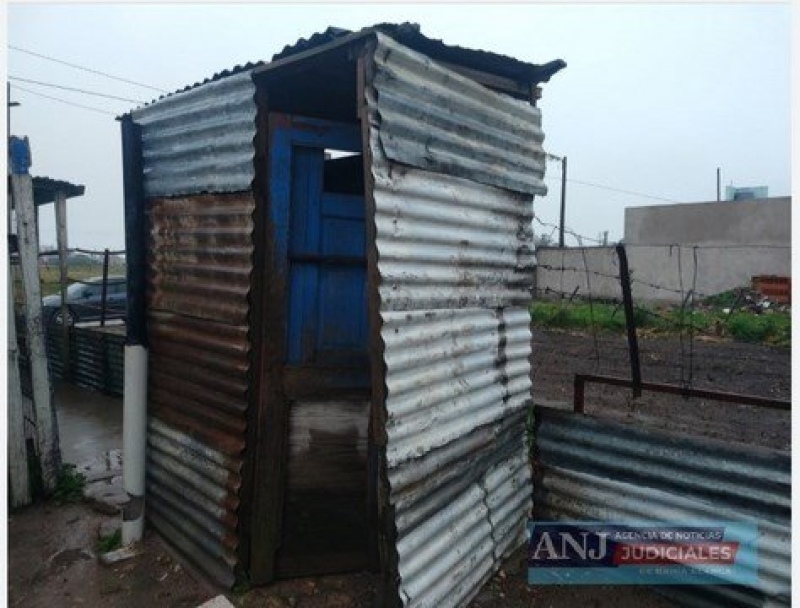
[273, 23, 566, 85]
[32, 177, 85, 206]
[125, 22, 565, 114]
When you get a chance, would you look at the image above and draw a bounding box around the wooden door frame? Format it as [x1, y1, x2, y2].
[248, 113, 363, 584]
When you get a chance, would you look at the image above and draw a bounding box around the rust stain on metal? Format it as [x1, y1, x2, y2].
[146, 191, 255, 586]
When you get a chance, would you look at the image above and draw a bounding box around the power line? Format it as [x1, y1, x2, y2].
[534, 216, 605, 245]
[9, 76, 146, 104]
[8, 44, 168, 94]
[544, 174, 679, 204]
[10, 82, 116, 116]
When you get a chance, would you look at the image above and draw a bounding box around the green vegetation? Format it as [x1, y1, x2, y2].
[96, 529, 122, 554]
[53, 463, 87, 504]
[38, 265, 102, 297]
[530, 301, 790, 346]
[11, 261, 127, 303]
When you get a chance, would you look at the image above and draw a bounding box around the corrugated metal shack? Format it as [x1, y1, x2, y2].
[120, 23, 564, 606]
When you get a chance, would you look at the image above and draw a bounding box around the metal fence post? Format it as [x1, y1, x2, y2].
[100, 248, 109, 327]
[616, 243, 642, 398]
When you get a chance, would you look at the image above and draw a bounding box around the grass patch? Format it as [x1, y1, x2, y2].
[530, 301, 790, 346]
[727, 312, 791, 345]
[53, 463, 86, 504]
[96, 529, 122, 554]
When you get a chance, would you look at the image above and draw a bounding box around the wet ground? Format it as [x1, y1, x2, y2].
[12, 306, 788, 607]
[8, 383, 217, 608]
[56, 383, 122, 465]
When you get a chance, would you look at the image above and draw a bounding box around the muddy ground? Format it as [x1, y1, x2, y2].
[8, 331, 789, 607]
[532, 328, 791, 451]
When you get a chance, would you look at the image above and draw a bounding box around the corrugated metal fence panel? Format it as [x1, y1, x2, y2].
[367, 37, 543, 607]
[131, 70, 257, 198]
[534, 406, 791, 607]
[145, 191, 255, 587]
[371, 33, 547, 197]
[36, 322, 125, 396]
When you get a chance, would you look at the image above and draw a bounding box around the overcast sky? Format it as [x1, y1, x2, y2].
[6, 3, 792, 250]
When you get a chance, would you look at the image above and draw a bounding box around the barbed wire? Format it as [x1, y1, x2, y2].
[534, 216, 606, 246]
[536, 260, 729, 303]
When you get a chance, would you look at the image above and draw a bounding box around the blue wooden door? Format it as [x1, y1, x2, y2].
[287, 147, 367, 368]
[266, 115, 374, 578]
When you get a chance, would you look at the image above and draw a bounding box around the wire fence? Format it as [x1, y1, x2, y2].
[531, 216, 791, 426]
[10, 246, 127, 321]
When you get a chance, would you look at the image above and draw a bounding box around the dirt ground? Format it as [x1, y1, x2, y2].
[7, 501, 216, 608]
[532, 328, 791, 451]
[9, 330, 789, 608]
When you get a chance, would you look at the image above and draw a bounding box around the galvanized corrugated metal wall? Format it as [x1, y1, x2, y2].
[534, 406, 791, 607]
[131, 71, 257, 198]
[131, 72, 258, 587]
[370, 34, 547, 197]
[17, 318, 125, 397]
[365, 33, 546, 607]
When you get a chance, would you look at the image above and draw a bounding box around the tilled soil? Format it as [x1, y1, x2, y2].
[532, 329, 791, 451]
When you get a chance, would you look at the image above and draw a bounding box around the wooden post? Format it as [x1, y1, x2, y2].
[8, 248, 31, 506]
[54, 190, 70, 379]
[11, 172, 61, 492]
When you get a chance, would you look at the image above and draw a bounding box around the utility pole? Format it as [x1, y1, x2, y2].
[716, 167, 721, 201]
[559, 156, 567, 248]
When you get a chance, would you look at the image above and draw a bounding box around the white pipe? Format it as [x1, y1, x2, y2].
[122, 344, 148, 545]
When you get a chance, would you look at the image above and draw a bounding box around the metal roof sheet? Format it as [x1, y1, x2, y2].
[31, 176, 85, 206]
[124, 22, 565, 115]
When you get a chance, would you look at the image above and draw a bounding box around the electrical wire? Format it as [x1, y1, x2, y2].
[8, 44, 168, 94]
[544, 174, 679, 204]
[9, 82, 117, 116]
[9, 76, 146, 104]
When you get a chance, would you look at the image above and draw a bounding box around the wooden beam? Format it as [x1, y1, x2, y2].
[12, 172, 61, 492]
[7, 262, 31, 507]
[54, 190, 70, 379]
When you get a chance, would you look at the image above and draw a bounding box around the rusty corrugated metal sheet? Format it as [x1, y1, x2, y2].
[146, 191, 255, 587]
[130, 70, 257, 198]
[370, 33, 547, 197]
[366, 33, 544, 607]
[534, 405, 790, 607]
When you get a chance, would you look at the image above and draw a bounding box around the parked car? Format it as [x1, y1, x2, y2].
[43, 275, 127, 325]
